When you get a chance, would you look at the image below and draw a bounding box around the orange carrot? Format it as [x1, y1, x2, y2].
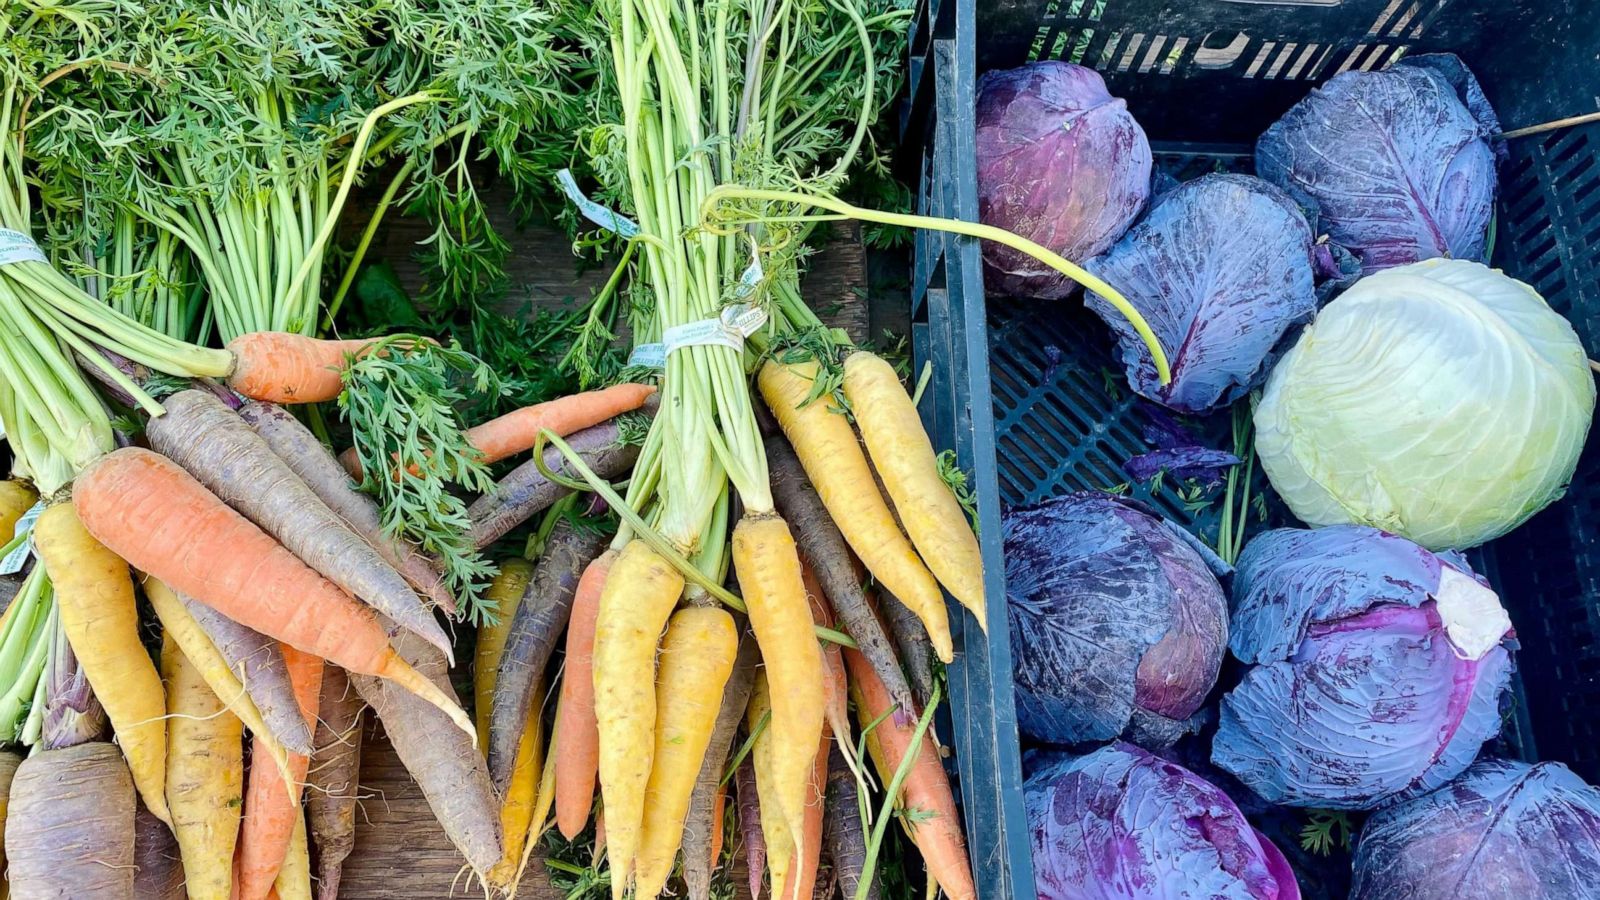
[224, 334, 380, 405]
[553, 549, 615, 840]
[339, 384, 657, 479]
[709, 784, 726, 866]
[843, 648, 974, 900]
[72, 447, 472, 738]
[802, 564, 851, 746]
[235, 645, 323, 900]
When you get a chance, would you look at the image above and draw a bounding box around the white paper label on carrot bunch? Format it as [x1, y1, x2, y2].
[0, 501, 45, 575]
[628, 343, 666, 369]
[661, 302, 771, 357]
[556, 169, 640, 239]
[0, 229, 46, 267]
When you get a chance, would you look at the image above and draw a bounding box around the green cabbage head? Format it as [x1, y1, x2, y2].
[1256, 258, 1595, 550]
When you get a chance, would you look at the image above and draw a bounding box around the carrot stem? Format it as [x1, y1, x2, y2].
[855, 681, 940, 900]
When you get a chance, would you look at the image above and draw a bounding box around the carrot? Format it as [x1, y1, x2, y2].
[475, 558, 536, 748]
[306, 663, 364, 900]
[235, 644, 323, 900]
[163, 633, 244, 900]
[237, 400, 455, 614]
[824, 747, 877, 900]
[747, 673, 793, 899]
[340, 382, 658, 480]
[842, 351, 985, 627]
[463, 383, 656, 467]
[35, 501, 170, 824]
[0, 478, 37, 538]
[554, 549, 615, 840]
[487, 686, 544, 890]
[0, 749, 18, 882]
[149, 390, 451, 659]
[775, 733, 829, 900]
[4, 742, 136, 897]
[767, 433, 920, 711]
[468, 417, 646, 549]
[709, 783, 726, 868]
[135, 800, 187, 899]
[592, 539, 684, 899]
[272, 813, 312, 900]
[142, 577, 297, 796]
[633, 608, 739, 899]
[803, 563, 852, 746]
[757, 360, 951, 662]
[844, 648, 974, 900]
[181, 593, 313, 756]
[224, 332, 380, 405]
[682, 634, 759, 900]
[877, 590, 936, 711]
[73, 447, 474, 738]
[489, 520, 607, 790]
[737, 758, 765, 900]
[349, 628, 503, 875]
[732, 510, 825, 884]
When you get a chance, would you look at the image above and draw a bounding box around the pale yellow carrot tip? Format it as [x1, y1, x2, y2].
[383, 657, 477, 745]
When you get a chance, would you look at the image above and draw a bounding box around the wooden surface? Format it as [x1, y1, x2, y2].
[336, 218, 871, 899]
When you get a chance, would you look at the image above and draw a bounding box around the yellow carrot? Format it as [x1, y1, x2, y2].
[488, 681, 544, 890]
[747, 674, 793, 898]
[162, 634, 244, 900]
[843, 351, 986, 628]
[0, 479, 37, 539]
[633, 608, 739, 899]
[271, 812, 312, 900]
[475, 558, 536, 748]
[35, 501, 169, 823]
[593, 539, 684, 899]
[733, 511, 825, 893]
[757, 359, 952, 662]
[143, 577, 296, 800]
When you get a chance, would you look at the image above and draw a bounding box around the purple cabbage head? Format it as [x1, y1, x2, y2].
[1085, 174, 1321, 414]
[1026, 743, 1301, 900]
[1351, 758, 1600, 899]
[1004, 492, 1228, 748]
[977, 61, 1152, 299]
[1213, 525, 1516, 810]
[1256, 54, 1503, 275]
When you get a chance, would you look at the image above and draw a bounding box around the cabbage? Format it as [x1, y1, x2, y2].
[1351, 758, 1600, 899]
[1085, 174, 1319, 413]
[1213, 525, 1516, 810]
[1256, 54, 1503, 274]
[1255, 258, 1595, 550]
[1026, 743, 1301, 900]
[976, 61, 1151, 299]
[1004, 492, 1227, 748]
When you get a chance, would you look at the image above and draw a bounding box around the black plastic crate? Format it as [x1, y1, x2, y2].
[901, 1, 1600, 897]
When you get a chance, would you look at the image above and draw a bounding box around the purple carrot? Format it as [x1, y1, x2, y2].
[766, 433, 917, 718]
[487, 518, 609, 790]
[467, 410, 649, 550]
[150, 389, 453, 659]
[738, 758, 766, 900]
[236, 399, 457, 615]
[308, 663, 364, 900]
[683, 633, 760, 900]
[825, 746, 877, 900]
[5, 743, 136, 897]
[180, 593, 314, 755]
[133, 801, 185, 899]
[877, 590, 936, 712]
[351, 625, 503, 875]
